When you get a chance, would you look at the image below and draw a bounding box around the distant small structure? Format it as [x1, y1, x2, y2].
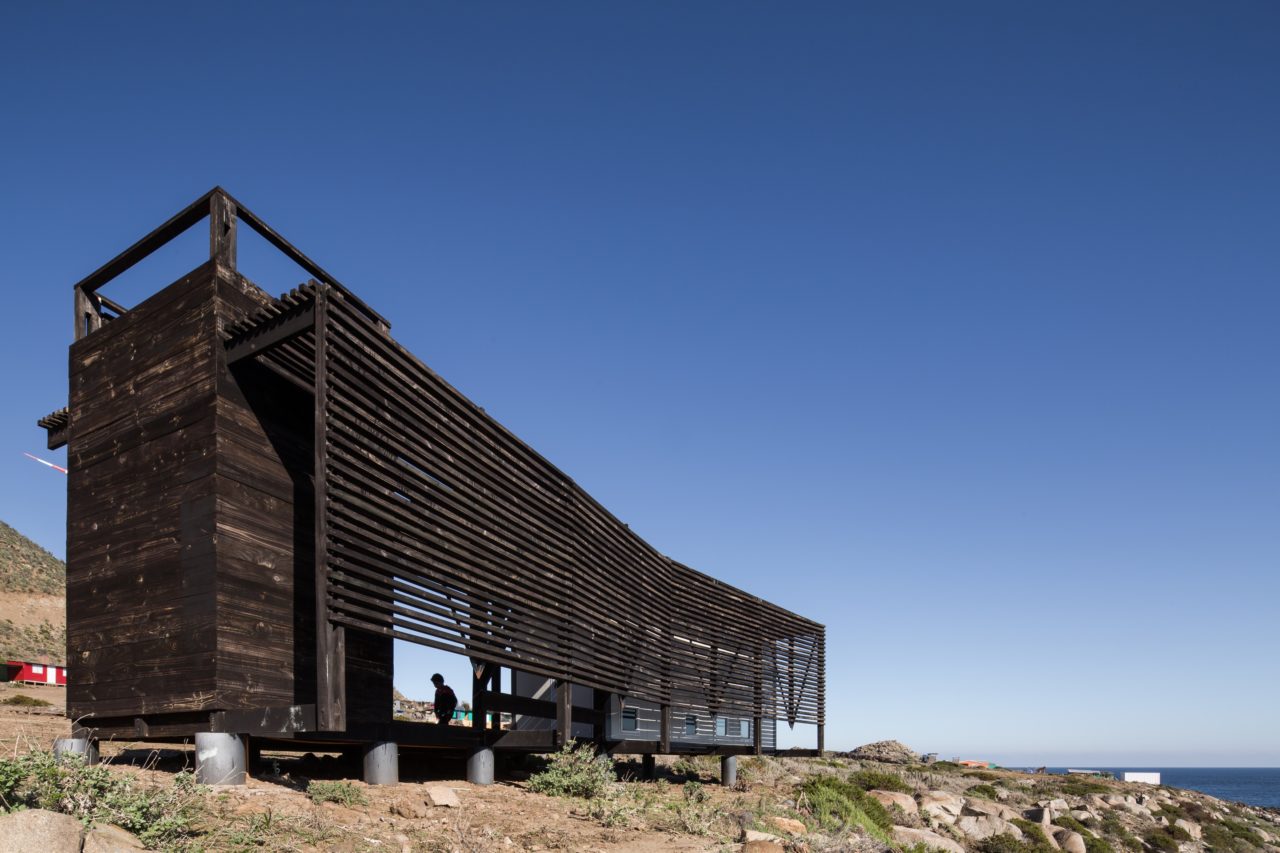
[4, 660, 67, 686]
[959, 759, 994, 769]
[922, 753, 939, 764]
[1123, 772, 1161, 785]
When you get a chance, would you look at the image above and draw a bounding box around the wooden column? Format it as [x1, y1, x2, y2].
[209, 191, 237, 269]
[314, 287, 345, 731]
[659, 704, 671, 754]
[555, 679, 573, 747]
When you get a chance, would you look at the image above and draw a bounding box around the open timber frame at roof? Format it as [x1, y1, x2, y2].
[40, 188, 825, 759]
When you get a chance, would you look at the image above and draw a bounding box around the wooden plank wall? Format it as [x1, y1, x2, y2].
[67, 263, 224, 719]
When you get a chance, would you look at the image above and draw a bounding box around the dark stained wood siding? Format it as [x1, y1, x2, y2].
[67, 263, 223, 719]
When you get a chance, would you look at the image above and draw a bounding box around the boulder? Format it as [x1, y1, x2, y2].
[1070, 810, 1096, 823]
[742, 842, 785, 853]
[871, 790, 919, 814]
[1054, 829, 1088, 853]
[957, 815, 1024, 841]
[1024, 807, 1054, 825]
[425, 786, 461, 808]
[1103, 795, 1129, 807]
[919, 791, 965, 823]
[1174, 819, 1202, 841]
[0, 809, 85, 853]
[892, 827, 967, 853]
[744, 830, 784, 843]
[965, 799, 1020, 821]
[848, 740, 921, 764]
[392, 799, 430, 819]
[1040, 799, 1070, 812]
[766, 816, 807, 836]
[84, 825, 146, 852]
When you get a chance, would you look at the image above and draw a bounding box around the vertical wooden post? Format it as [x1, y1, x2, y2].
[314, 287, 345, 731]
[209, 191, 237, 269]
[73, 286, 100, 341]
[591, 689, 610, 744]
[817, 724, 825, 755]
[659, 704, 671, 754]
[753, 639, 763, 755]
[555, 679, 573, 747]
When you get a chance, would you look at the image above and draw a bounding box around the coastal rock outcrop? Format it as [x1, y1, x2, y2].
[847, 740, 920, 764]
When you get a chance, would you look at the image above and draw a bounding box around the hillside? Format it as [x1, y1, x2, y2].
[0, 520, 66, 664]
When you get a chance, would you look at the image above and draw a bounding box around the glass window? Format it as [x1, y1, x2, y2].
[741, 719, 751, 738]
[622, 707, 638, 731]
[684, 715, 697, 736]
[32, 665, 43, 674]
[715, 716, 726, 737]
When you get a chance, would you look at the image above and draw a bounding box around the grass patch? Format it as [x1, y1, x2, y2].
[1145, 828, 1182, 853]
[1058, 777, 1112, 796]
[528, 742, 616, 800]
[849, 768, 912, 794]
[800, 774, 893, 842]
[306, 779, 367, 807]
[966, 783, 999, 799]
[0, 694, 52, 707]
[1010, 819, 1059, 853]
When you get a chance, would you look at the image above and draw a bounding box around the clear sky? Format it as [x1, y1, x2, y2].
[1, 2, 1277, 766]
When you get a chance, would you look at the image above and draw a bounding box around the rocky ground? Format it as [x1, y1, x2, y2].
[0, 722, 1276, 853]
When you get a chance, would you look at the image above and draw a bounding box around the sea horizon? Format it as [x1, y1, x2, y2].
[1029, 767, 1280, 809]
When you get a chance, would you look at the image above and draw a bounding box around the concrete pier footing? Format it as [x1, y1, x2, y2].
[363, 741, 399, 785]
[195, 732, 246, 785]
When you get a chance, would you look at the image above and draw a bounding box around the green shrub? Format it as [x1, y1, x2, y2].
[930, 761, 960, 771]
[1011, 819, 1059, 853]
[799, 774, 892, 842]
[0, 750, 201, 847]
[1055, 815, 1090, 835]
[527, 742, 616, 800]
[0, 694, 52, 707]
[1221, 819, 1264, 846]
[966, 783, 999, 799]
[306, 779, 367, 807]
[1059, 778, 1111, 796]
[1203, 822, 1261, 853]
[979, 834, 1032, 853]
[1145, 829, 1181, 853]
[1085, 836, 1116, 853]
[966, 770, 1001, 781]
[850, 768, 912, 794]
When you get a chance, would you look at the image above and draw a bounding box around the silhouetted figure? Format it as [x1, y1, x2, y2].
[431, 673, 458, 726]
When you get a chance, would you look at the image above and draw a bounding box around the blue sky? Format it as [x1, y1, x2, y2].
[2, 2, 1277, 765]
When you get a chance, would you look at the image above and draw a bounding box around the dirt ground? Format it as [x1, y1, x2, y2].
[0, 692, 736, 852]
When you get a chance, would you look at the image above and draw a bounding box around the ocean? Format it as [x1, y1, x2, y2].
[1043, 768, 1280, 809]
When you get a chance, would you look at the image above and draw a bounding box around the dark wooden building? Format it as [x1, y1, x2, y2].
[40, 189, 825, 767]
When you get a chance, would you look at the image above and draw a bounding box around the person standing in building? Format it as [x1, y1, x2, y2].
[431, 673, 458, 726]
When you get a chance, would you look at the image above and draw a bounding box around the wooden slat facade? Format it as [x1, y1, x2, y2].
[46, 189, 824, 749]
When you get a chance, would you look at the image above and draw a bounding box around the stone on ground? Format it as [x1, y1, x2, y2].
[957, 815, 1023, 840]
[766, 816, 807, 835]
[742, 841, 786, 853]
[83, 824, 146, 852]
[870, 789, 918, 814]
[744, 829, 784, 843]
[425, 785, 461, 807]
[918, 790, 965, 823]
[1054, 828, 1088, 853]
[1175, 819, 1203, 840]
[964, 798, 1020, 821]
[892, 826, 967, 853]
[0, 809, 85, 853]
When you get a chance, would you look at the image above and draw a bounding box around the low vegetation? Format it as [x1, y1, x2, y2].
[305, 779, 367, 807]
[799, 773, 893, 841]
[850, 767, 914, 794]
[527, 741, 616, 799]
[0, 694, 52, 707]
[0, 749, 201, 847]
